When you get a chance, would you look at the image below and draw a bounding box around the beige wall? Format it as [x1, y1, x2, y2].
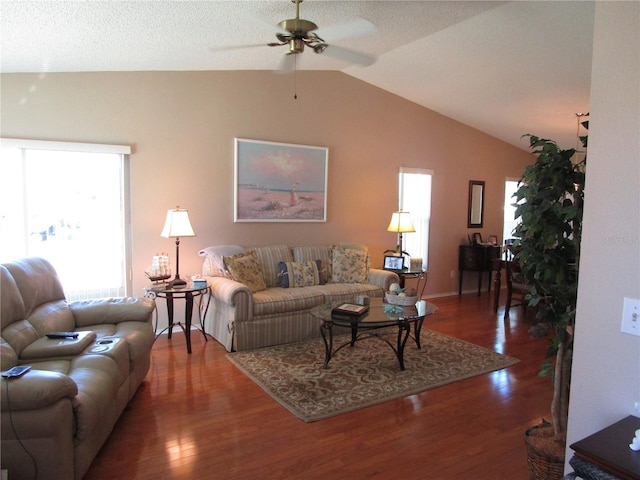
[0, 70, 531, 298]
[565, 1, 640, 471]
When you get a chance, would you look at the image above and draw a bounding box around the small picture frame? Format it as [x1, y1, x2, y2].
[383, 255, 405, 271]
[488, 235, 498, 245]
[473, 232, 483, 245]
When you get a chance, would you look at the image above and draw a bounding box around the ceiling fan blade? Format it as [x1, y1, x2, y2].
[322, 45, 376, 67]
[275, 53, 297, 75]
[209, 43, 269, 53]
[246, 11, 289, 35]
[315, 18, 377, 42]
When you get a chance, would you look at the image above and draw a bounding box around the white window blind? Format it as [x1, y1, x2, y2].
[503, 177, 521, 244]
[0, 138, 132, 300]
[399, 167, 433, 270]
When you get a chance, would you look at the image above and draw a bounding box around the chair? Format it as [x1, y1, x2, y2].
[504, 260, 532, 319]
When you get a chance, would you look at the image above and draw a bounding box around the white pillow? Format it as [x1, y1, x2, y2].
[198, 245, 245, 277]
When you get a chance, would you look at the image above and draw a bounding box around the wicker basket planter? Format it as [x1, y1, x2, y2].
[524, 422, 566, 480]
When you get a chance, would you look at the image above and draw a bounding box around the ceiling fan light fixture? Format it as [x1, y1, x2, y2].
[313, 43, 328, 54]
[288, 38, 305, 54]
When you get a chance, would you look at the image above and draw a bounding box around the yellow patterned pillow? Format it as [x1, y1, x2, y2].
[331, 247, 369, 283]
[278, 261, 321, 288]
[223, 251, 267, 293]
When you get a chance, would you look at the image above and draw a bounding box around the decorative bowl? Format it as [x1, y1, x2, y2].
[385, 293, 419, 306]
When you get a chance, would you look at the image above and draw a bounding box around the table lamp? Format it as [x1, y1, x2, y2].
[385, 211, 415, 257]
[160, 207, 196, 288]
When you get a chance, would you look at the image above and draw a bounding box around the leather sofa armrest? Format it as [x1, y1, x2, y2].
[368, 268, 400, 291]
[69, 297, 155, 327]
[1, 370, 77, 410]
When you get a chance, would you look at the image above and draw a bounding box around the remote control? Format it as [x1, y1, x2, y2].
[46, 332, 79, 339]
[2, 365, 31, 378]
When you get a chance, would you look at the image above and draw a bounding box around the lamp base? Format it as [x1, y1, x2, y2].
[167, 276, 187, 289]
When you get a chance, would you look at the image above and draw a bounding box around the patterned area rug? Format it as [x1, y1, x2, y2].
[227, 329, 519, 422]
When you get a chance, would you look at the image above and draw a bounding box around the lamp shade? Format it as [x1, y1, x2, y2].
[387, 211, 415, 234]
[160, 208, 196, 238]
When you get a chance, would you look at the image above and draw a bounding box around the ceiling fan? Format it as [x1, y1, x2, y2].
[217, 0, 377, 73]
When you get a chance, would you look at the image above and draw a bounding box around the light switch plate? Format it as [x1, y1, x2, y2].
[621, 297, 640, 336]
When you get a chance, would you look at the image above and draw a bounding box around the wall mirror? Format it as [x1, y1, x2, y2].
[468, 180, 485, 228]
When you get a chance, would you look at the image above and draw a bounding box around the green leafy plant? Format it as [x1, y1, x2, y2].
[512, 131, 586, 436]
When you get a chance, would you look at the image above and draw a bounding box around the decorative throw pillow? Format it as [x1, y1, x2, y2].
[331, 247, 369, 284]
[291, 246, 331, 284]
[278, 260, 321, 288]
[251, 245, 293, 288]
[222, 251, 267, 293]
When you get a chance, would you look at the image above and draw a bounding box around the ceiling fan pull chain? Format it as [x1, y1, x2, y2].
[294, 55, 298, 100]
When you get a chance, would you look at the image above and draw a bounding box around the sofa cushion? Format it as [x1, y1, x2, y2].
[25, 299, 76, 335]
[2, 320, 40, 358]
[69, 297, 155, 326]
[3, 257, 66, 317]
[198, 245, 245, 277]
[339, 242, 368, 252]
[223, 251, 267, 293]
[0, 265, 26, 331]
[0, 337, 18, 369]
[331, 246, 369, 283]
[308, 282, 383, 302]
[291, 245, 332, 284]
[252, 287, 325, 316]
[67, 354, 124, 443]
[278, 261, 321, 288]
[251, 245, 293, 288]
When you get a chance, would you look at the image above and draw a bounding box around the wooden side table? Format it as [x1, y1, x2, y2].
[144, 282, 212, 354]
[567, 415, 640, 480]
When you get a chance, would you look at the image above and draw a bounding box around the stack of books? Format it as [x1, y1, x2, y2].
[331, 303, 369, 320]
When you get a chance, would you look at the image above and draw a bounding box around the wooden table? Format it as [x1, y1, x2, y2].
[458, 244, 501, 295]
[567, 415, 640, 480]
[144, 282, 212, 354]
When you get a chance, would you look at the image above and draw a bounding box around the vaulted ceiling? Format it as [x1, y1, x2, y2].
[1, 1, 594, 151]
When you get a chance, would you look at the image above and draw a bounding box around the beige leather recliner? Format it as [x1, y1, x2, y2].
[1, 257, 155, 480]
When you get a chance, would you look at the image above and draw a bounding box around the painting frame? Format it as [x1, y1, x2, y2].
[234, 138, 328, 222]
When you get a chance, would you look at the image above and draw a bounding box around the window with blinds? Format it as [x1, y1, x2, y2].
[503, 178, 521, 244]
[0, 139, 132, 300]
[398, 167, 433, 271]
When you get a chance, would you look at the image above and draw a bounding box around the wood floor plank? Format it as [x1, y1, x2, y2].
[84, 292, 552, 479]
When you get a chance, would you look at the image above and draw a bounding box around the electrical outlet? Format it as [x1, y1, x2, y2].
[450, 270, 455, 279]
[621, 297, 640, 336]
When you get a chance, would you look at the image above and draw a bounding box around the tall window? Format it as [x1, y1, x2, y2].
[0, 139, 131, 300]
[503, 178, 521, 243]
[399, 168, 433, 270]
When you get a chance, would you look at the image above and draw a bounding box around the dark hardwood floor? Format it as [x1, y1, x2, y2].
[85, 291, 552, 479]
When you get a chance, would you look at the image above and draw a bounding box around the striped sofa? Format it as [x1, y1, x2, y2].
[199, 244, 399, 351]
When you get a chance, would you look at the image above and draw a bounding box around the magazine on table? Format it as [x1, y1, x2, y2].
[332, 303, 369, 317]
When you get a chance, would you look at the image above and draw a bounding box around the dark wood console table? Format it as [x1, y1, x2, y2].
[567, 415, 640, 480]
[458, 244, 501, 295]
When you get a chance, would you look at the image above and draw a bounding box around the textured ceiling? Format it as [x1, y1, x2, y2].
[0, 1, 594, 150]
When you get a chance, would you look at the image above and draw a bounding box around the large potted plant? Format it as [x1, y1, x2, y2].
[512, 129, 587, 479]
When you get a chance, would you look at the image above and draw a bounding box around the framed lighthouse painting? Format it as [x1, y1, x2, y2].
[234, 138, 328, 222]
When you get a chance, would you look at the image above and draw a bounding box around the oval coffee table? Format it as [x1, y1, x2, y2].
[311, 297, 438, 370]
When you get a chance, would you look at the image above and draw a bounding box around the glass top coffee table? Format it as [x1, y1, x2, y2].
[311, 297, 438, 370]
